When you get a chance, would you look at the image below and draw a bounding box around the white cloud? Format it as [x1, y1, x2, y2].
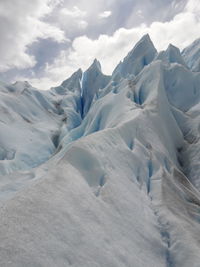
[186, 0, 200, 13]
[60, 6, 86, 18]
[0, 0, 65, 72]
[16, 0, 200, 90]
[78, 20, 88, 29]
[99, 11, 112, 18]
[136, 9, 143, 18]
[57, 5, 88, 33]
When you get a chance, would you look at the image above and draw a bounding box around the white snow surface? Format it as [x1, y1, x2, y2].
[1, 35, 200, 266]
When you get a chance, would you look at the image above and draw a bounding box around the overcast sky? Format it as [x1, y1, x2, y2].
[0, 0, 200, 89]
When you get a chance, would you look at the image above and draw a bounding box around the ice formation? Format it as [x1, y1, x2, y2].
[0, 34, 200, 266]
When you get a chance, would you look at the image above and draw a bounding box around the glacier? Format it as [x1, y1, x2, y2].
[1, 34, 200, 266]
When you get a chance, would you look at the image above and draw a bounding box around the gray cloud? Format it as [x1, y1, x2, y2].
[27, 38, 70, 74]
[0, 0, 65, 72]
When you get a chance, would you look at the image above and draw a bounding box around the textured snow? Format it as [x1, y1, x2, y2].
[182, 38, 200, 72]
[82, 59, 110, 116]
[156, 44, 187, 67]
[112, 34, 157, 78]
[1, 35, 200, 266]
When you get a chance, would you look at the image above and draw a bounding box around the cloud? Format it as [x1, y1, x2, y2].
[0, 0, 65, 72]
[2, 0, 199, 90]
[99, 11, 112, 19]
[149, 0, 200, 50]
[136, 10, 144, 18]
[0, 0, 187, 77]
[24, 0, 200, 90]
[186, 0, 200, 12]
[53, 5, 89, 36]
[60, 6, 86, 18]
[78, 20, 88, 29]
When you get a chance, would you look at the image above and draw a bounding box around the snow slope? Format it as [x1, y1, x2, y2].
[182, 38, 200, 72]
[1, 35, 200, 266]
[0, 81, 63, 176]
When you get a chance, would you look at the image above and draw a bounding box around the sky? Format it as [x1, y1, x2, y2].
[0, 0, 200, 90]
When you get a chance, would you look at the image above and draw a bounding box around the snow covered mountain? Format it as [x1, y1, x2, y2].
[1, 34, 200, 266]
